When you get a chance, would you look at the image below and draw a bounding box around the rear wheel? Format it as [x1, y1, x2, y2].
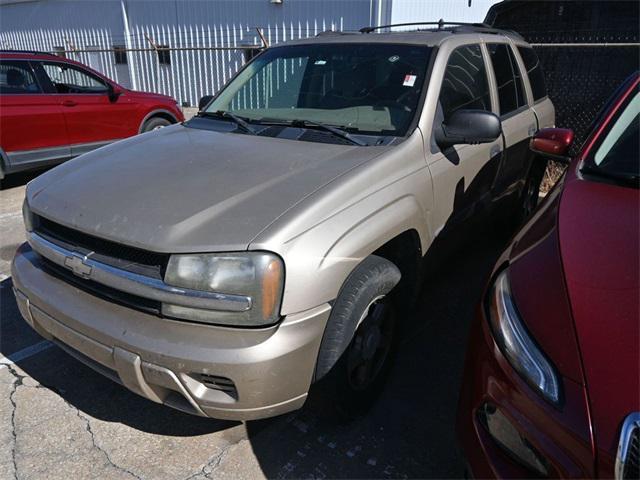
[520, 160, 546, 219]
[502, 157, 547, 229]
[141, 116, 172, 132]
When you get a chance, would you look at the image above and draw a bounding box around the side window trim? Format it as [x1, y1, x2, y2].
[0, 59, 44, 95]
[508, 41, 534, 107]
[480, 42, 500, 116]
[498, 103, 529, 121]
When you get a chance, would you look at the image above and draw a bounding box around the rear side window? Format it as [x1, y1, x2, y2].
[0, 61, 41, 94]
[487, 44, 526, 116]
[518, 47, 547, 101]
[439, 44, 491, 121]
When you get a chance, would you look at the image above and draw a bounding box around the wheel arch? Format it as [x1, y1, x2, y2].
[370, 228, 423, 315]
[138, 109, 180, 133]
[277, 194, 431, 315]
[0, 147, 8, 180]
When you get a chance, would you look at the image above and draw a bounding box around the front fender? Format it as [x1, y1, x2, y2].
[249, 131, 434, 316]
[268, 190, 431, 316]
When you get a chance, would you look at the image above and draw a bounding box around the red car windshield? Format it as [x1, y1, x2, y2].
[582, 81, 639, 186]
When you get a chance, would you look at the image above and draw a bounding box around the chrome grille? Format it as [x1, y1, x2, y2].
[616, 413, 640, 480]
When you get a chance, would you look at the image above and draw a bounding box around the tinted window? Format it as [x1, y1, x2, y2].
[0, 61, 41, 94]
[518, 47, 546, 101]
[488, 44, 526, 115]
[206, 43, 432, 136]
[439, 44, 491, 121]
[42, 62, 108, 94]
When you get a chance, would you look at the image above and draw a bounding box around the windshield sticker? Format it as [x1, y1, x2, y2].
[403, 74, 417, 87]
[314, 60, 327, 65]
[388, 55, 400, 63]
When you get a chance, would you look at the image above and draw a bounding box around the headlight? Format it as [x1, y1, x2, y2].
[487, 269, 560, 404]
[22, 200, 34, 232]
[163, 252, 284, 327]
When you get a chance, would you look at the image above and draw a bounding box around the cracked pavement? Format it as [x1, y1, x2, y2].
[1, 171, 510, 479]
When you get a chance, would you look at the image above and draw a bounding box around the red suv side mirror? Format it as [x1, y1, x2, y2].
[108, 84, 124, 103]
[530, 128, 574, 163]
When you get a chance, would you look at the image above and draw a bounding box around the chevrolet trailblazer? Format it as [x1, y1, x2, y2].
[12, 22, 553, 420]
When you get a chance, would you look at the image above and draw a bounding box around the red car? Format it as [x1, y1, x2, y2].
[0, 50, 184, 180]
[457, 72, 639, 478]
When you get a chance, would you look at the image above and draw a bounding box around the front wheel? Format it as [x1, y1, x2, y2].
[312, 255, 401, 420]
[141, 117, 172, 132]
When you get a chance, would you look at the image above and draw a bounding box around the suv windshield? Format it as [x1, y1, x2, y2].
[204, 43, 432, 137]
[583, 89, 639, 186]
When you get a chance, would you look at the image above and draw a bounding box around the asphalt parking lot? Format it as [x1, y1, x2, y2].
[0, 169, 511, 479]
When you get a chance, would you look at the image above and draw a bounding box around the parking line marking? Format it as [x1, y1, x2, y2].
[0, 340, 53, 369]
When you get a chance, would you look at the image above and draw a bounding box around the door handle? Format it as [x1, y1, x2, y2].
[528, 125, 537, 137]
[490, 145, 502, 157]
[62, 100, 77, 107]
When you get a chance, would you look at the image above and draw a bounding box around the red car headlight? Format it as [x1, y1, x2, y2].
[487, 269, 561, 404]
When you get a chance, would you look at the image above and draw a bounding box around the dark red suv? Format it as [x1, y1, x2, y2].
[0, 50, 184, 180]
[457, 72, 639, 478]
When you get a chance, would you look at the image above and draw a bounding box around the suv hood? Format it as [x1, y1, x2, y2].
[27, 124, 386, 252]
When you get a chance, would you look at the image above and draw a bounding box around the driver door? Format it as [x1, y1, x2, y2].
[36, 61, 137, 154]
[428, 44, 502, 235]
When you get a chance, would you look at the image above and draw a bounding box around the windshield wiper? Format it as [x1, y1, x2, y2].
[257, 118, 367, 146]
[292, 119, 367, 146]
[580, 164, 639, 187]
[198, 110, 257, 135]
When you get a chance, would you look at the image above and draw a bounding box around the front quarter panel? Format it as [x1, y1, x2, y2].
[250, 131, 433, 315]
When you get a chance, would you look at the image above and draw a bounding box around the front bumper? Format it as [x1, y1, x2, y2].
[456, 306, 594, 478]
[12, 244, 331, 420]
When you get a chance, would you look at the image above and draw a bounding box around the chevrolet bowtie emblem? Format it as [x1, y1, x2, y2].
[64, 253, 93, 278]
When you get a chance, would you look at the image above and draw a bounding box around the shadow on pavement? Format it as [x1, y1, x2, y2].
[0, 167, 51, 190]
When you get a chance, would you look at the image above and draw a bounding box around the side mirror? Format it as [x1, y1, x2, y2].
[530, 128, 574, 164]
[435, 110, 502, 149]
[199, 95, 214, 111]
[107, 84, 123, 103]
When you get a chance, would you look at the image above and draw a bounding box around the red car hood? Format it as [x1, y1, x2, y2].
[558, 168, 640, 464]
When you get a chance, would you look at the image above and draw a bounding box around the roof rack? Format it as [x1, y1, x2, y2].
[0, 49, 57, 56]
[316, 30, 358, 37]
[358, 19, 524, 40]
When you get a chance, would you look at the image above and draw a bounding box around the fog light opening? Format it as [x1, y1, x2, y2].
[477, 403, 549, 477]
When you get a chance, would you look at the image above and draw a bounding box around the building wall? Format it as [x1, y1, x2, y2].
[122, 0, 378, 105]
[0, 0, 500, 105]
[0, 1, 125, 85]
[0, 0, 378, 106]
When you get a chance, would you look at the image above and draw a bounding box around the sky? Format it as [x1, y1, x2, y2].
[390, 0, 502, 25]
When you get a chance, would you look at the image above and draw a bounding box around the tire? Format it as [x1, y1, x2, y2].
[496, 157, 547, 232]
[518, 157, 547, 222]
[312, 255, 401, 420]
[141, 116, 172, 132]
